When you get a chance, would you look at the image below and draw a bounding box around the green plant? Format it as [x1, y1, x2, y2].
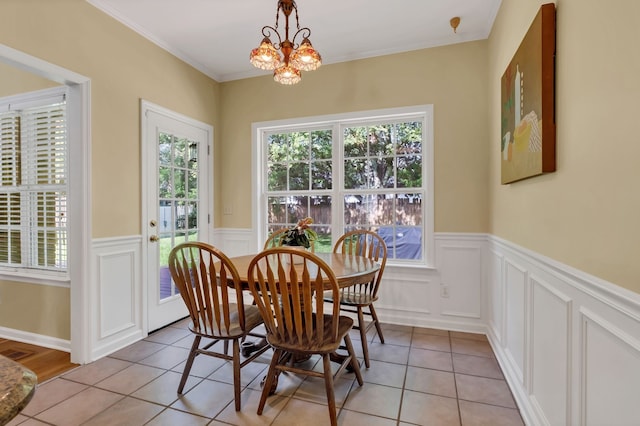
[281, 217, 318, 249]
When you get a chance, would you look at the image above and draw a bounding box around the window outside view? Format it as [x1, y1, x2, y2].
[264, 113, 425, 261]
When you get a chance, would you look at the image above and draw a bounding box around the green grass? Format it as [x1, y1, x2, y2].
[159, 233, 334, 266]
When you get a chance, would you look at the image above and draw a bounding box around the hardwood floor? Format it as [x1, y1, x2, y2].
[0, 339, 79, 383]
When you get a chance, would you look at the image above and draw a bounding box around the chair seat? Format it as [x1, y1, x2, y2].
[324, 292, 378, 307]
[190, 303, 264, 338]
[266, 314, 354, 354]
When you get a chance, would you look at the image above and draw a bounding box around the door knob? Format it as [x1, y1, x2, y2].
[149, 235, 159, 242]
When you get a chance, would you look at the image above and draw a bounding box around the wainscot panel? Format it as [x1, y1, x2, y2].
[488, 236, 640, 426]
[90, 236, 143, 361]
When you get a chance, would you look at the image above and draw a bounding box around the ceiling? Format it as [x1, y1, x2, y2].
[87, 0, 502, 83]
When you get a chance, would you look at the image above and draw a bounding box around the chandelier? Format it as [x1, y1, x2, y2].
[249, 0, 322, 85]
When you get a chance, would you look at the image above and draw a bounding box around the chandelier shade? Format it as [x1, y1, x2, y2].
[249, 0, 321, 85]
[249, 37, 281, 70]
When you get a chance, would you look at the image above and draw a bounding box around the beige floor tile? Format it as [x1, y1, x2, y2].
[94, 363, 165, 394]
[293, 375, 356, 407]
[246, 364, 306, 396]
[361, 359, 407, 388]
[61, 356, 132, 385]
[169, 378, 234, 418]
[367, 342, 410, 364]
[34, 387, 123, 426]
[207, 358, 269, 387]
[109, 340, 167, 362]
[5, 414, 29, 425]
[372, 327, 412, 346]
[138, 345, 191, 370]
[144, 326, 191, 345]
[215, 387, 290, 425]
[342, 382, 402, 419]
[131, 370, 200, 406]
[413, 327, 450, 337]
[81, 396, 164, 425]
[455, 374, 517, 408]
[21, 378, 88, 416]
[459, 400, 524, 426]
[145, 408, 210, 426]
[10, 418, 50, 425]
[271, 397, 338, 426]
[404, 366, 457, 398]
[408, 348, 453, 371]
[170, 353, 227, 378]
[450, 338, 495, 358]
[399, 390, 460, 425]
[452, 353, 504, 379]
[339, 409, 398, 425]
[411, 333, 452, 352]
[450, 331, 488, 342]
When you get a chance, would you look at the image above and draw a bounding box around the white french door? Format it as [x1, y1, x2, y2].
[142, 101, 212, 332]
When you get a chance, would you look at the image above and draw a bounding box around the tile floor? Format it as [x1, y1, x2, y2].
[8, 320, 524, 425]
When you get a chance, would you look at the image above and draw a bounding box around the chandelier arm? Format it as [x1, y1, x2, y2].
[261, 25, 283, 47]
[291, 27, 311, 49]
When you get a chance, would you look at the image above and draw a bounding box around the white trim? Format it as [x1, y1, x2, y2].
[140, 100, 214, 333]
[0, 43, 92, 364]
[0, 326, 70, 353]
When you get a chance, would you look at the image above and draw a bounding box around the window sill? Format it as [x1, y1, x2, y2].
[0, 268, 70, 287]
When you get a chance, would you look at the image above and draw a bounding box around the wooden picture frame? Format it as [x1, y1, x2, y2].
[501, 3, 556, 184]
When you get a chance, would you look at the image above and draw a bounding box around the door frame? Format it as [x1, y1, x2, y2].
[140, 100, 214, 334]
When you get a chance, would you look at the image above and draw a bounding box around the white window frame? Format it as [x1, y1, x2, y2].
[252, 105, 434, 267]
[0, 86, 70, 279]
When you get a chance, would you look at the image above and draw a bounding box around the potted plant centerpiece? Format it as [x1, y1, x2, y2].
[281, 217, 317, 250]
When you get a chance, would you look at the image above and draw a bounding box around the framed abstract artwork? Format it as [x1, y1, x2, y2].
[501, 3, 556, 184]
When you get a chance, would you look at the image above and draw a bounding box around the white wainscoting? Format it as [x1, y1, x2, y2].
[488, 236, 640, 426]
[90, 236, 144, 361]
[163, 229, 640, 425]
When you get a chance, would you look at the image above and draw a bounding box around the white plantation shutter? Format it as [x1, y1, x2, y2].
[0, 112, 21, 264]
[0, 88, 68, 272]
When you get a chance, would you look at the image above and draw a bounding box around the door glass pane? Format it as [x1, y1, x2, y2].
[158, 132, 199, 301]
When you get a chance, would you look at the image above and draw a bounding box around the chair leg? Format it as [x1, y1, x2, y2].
[232, 339, 242, 411]
[257, 348, 283, 415]
[356, 307, 370, 368]
[343, 334, 363, 386]
[322, 354, 338, 426]
[369, 304, 384, 344]
[178, 336, 201, 393]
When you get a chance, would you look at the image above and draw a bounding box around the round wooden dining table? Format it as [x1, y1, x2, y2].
[226, 251, 380, 361]
[228, 251, 380, 289]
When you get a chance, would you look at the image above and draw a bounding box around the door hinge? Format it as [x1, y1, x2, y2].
[208, 214, 211, 224]
[208, 145, 210, 155]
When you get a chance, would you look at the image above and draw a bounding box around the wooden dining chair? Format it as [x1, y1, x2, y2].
[263, 228, 289, 249]
[168, 242, 269, 411]
[247, 247, 363, 426]
[326, 229, 388, 368]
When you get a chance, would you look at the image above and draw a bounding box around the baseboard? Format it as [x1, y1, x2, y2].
[0, 326, 70, 353]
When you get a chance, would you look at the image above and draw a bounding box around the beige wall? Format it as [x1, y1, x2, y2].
[219, 42, 491, 233]
[0, 0, 219, 338]
[0, 281, 70, 338]
[488, 0, 640, 294]
[0, 62, 59, 96]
